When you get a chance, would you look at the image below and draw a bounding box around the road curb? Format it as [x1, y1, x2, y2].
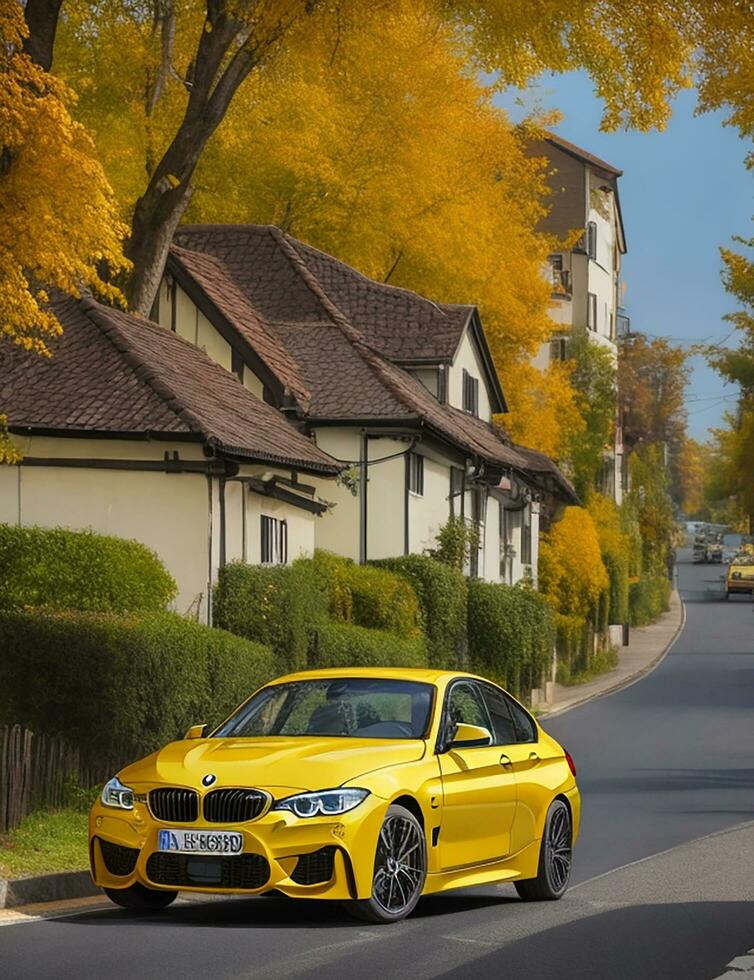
[0, 871, 100, 909]
[540, 589, 686, 719]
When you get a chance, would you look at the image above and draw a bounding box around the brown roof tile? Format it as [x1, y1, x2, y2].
[1, 295, 340, 474]
[169, 224, 575, 499]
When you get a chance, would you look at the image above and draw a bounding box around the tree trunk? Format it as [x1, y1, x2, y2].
[23, 0, 64, 71]
[126, 1, 320, 315]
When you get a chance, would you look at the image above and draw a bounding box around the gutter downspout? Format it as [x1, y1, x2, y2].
[359, 431, 368, 564]
[206, 474, 214, 626]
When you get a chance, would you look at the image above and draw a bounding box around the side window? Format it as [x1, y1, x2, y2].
[506, 695, 538, 743]
[446, 682, 490, 733]
[479, 684, 518, 745]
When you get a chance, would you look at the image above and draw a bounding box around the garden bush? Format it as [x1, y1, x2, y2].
[467, 581, 554, 698]
[629, 562, 671, 626]
[213, 560, 328, 672]
[308, 552, 421, 636]
[0, 609, 274, 767]
[372, 555, 467, 668]
[311, 622, 427, 670]
[0, 524, 176, 613]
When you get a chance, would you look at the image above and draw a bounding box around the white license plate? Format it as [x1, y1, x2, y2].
[157, 829, 243, 854]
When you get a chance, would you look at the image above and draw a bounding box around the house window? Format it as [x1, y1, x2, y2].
[587, 292, 597, 331]
[550, 337, 568, 362]
[586, 221, 597, 260]
[261, 515, 287, 565]
[521, 506, 532, 566]
[462, 369, 479, 416]
[549, 254, 570, 294]
[408, 452, 424, 496]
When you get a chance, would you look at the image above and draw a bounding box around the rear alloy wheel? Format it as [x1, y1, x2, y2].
[515, 798, 572, 901]
[346, 804, 427, 924]
[104, 883, 178, 912]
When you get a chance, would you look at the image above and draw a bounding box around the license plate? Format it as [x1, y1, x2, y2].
[157, 829, 243, 854]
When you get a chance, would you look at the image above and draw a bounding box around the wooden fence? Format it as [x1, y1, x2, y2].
[0, 725, 113, 834]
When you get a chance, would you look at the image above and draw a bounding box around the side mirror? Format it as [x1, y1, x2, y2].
[184, 723, 209, 740]
[449, 723, 492, 749]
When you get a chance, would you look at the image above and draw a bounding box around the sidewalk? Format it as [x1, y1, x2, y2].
[540, 588, 684, 717]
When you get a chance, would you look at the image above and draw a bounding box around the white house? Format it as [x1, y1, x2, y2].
[0, 295, 340, 622]
[529, 133, 628, 503]
[153, 225, 577, 584]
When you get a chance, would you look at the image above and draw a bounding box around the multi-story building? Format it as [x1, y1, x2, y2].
[529, 132, 628, 503]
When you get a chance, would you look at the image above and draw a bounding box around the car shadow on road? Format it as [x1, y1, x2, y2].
[57, 889, 519, 931]
[433, 900, 754, 980]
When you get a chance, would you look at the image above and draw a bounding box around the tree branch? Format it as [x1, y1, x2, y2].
[22, 0, 64, 71]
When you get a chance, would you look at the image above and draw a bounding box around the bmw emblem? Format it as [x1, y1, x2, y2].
[202, 774, 216, 787]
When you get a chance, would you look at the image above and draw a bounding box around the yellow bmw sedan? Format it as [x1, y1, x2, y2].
[90, 668, 580, 923]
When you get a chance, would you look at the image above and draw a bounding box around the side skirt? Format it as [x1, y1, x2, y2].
[421, 838, 541, 896]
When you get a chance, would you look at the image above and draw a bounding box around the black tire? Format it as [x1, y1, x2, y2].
[346, 804, 427, 924]
[104, 883, 178, 912]
[515, 798, 572, 902]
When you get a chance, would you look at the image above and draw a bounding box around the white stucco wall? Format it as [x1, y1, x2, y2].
[482, 490, 501, 583]
[408, 453, 451, 557]
[1, 437, 321, 623]
[310, 428, 361, 561]
[366, 437, 407, 561]
[447, 329, 492, 421]
[0, 437, 212, 620]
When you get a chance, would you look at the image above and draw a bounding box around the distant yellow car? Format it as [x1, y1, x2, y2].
[726, 554, 754, 598]
[90, 668, 580, 923]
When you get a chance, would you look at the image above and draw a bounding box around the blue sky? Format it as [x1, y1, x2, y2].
[494, 72, 752, 441]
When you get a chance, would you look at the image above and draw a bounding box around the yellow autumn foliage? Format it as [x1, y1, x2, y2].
[0, 3, 128, 357]
[538, 506, 609, 621]
[502, 360, 585, 459]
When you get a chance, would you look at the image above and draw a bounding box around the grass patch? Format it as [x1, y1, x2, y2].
[556, 645, 619, 687]
[0, 809, 89, 879]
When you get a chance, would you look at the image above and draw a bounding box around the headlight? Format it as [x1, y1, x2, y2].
[272, 788, 369, 818]
[101, 776, 135, 810]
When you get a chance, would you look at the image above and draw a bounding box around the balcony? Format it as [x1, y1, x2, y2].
[616, 309, 630, 337]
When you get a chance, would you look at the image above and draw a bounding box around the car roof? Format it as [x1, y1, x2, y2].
[268, 667, 480, 686]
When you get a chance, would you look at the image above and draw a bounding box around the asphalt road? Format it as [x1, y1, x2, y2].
[2, 548, 753, 980]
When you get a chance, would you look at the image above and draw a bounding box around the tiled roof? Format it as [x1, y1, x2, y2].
[0, 295, 340, 474]
[543, 132, 622, 177]
[174, 225, 471, 363]
[169, 224, 576, 500]
[170, 245, 312, 410]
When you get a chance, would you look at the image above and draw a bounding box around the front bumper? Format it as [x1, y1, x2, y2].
[89, 793, 387, 901]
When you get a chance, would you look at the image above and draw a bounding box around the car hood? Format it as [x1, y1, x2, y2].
[120, 736, 427, 795]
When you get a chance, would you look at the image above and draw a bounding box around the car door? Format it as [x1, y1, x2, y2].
[478, 682, 554, 855]
[437, 680, 518, 871]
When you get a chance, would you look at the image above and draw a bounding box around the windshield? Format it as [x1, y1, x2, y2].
[731, 555, 754, 566]
[214, 678, 435, 740]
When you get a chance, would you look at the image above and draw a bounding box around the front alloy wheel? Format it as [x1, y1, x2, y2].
[515, 798, 572, 901]
[347, 803, 427, 923]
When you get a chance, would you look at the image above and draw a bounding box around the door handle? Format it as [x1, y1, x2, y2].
[499, 753, 513, 769]
[529, 751, 540, 762]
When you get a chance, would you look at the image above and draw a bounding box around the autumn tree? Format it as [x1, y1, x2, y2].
[619, 333, 689, 452]
[0, 2, 126, 355]
[41, 0, 754, 322]
[0, 1, 127, 461]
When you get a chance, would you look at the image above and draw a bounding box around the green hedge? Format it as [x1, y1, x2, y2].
[629, 564, 671, 626]
[0, 524, 176, 613]
[311, 622, 427, 670]
[467, 581, 554, 698]
[213, 560, 328, 672]
[309, 552, 421, 635]
[372, 555, 467, 668]
[0, 610, 274, 766]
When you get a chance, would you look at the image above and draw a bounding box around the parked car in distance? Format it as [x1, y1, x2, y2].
[90, 668, 580, 923]
[726, 554, 754, 599]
